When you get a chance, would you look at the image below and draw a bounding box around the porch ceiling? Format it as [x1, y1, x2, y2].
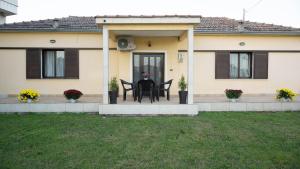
[112, 30, 184, 37]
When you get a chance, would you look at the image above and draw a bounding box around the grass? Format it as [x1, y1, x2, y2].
[0, 112, 300, 169]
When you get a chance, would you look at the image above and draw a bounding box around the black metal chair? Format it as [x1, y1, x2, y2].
[137, 79, 155, 103]
[120, 79, 136, 101]
[158, 79, 173, 101]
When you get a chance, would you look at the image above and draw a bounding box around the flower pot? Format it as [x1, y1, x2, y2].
[109, 91, 118, 104]
[280, 98, 291, 102]
[179, 91, 188, 104]
[27, 99, 32, 103]
[229, 98, 238, 102]
[68, 99, 77, 103]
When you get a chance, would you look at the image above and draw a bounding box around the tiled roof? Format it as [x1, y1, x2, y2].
[0, 16, 299, 34]
[197, 17, 300, 33]
[0, 16, 99, 32]
[95, 15, 203, 18]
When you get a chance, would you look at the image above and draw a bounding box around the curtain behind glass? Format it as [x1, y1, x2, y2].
[230, 53, 238, 78]
[155, 56, 161, 85]
[45, 51, 55, 77]
[143, 56, 149, 77]
[56, 51, 65, 77]
[240, 53, 250, 78]
[149, 56, 155, 80]
[133, 54, 140, 83]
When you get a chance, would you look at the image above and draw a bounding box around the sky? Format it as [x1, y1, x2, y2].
[6, 0, 300, 28]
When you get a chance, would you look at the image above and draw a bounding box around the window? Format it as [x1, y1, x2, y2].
[229, 52, 252, 78]
[215, 51, 268, 79]
[43, 50, 65, 78]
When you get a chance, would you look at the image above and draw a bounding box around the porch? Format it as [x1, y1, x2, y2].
[1, 95, 299, 114]
[97, 16, 198, 105]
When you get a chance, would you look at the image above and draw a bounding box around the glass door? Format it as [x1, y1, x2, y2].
[133, 53, 164, 86]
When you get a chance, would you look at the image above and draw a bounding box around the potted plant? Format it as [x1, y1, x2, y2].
[276, 88, 297, 102]
[64, 89, 83, 103]
[178, 75, 188, 104]
[109, 77, 119, 104]
[18, 89, 40, 103]
[225, 89, 243, 102]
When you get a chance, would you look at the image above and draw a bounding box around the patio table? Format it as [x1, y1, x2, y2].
[135, 79, 159, 103]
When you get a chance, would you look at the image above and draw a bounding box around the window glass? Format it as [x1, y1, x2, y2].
[229, 52, 252, 78]
[43, 50, 65, 78]
[133, 54, 140, 83]
[240, 53, 251, 78]
[155, 56, 161, 85]
[230, 53, 238, 78]
[56, 51, 65, 77]
[143, 56, 149, 75]
[44, 51, 55, 77]
[149, 56, 155, 80]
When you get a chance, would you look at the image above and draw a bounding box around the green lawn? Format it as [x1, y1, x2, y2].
[0, 112, 300, 169]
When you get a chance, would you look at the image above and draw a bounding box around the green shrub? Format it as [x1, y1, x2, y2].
[109, 77, 119, 91]
[225, 89, 243, 99]
[178, 75, 187, 91]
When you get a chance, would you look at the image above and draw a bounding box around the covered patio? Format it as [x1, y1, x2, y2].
[96, 16, 200, 105]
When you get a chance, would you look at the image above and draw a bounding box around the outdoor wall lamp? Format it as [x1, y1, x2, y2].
[239, 42, 246, 46]
[178, 52, 184, 63]
[147, 41, 152, 47]
[50, 39, 56, 43]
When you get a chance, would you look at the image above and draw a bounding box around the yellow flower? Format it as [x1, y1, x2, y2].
[17, 88, 40, 102]
[276, 88, 297, 101]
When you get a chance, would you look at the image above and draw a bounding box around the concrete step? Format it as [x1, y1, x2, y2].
[99, 104, 198, 115]
[1, 102, 299, 114]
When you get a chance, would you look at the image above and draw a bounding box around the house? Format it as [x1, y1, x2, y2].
[0, 15, 299, 113]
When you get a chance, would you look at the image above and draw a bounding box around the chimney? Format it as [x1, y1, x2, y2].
[53, 19, 59, 28]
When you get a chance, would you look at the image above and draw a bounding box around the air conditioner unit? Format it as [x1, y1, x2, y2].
[117, 37, 136, 51]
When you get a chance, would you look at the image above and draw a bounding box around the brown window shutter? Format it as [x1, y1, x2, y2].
[26, 48, 41, 79]
[215, 51, 230, 79]
[65, 49, 79, 79]
[253, 52, 268, 79]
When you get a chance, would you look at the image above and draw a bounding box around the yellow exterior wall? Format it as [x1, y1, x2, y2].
[0, 33, 187, 95]
[0, 32, 102, 48]
[194, 35, 300, 50]
[194, 52, 300, 94]
[192, 35, 300, 94]
[0, 49, 103, 94]
[0, 32, 300, 95]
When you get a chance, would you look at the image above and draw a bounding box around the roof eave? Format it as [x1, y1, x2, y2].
[1, 29, 299, 36]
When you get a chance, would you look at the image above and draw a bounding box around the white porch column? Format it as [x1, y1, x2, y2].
[187, 27, 194, 104]
[102, 25, 109, 104]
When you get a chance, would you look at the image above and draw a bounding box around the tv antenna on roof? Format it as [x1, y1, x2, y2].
[243, 0, 263, 22]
